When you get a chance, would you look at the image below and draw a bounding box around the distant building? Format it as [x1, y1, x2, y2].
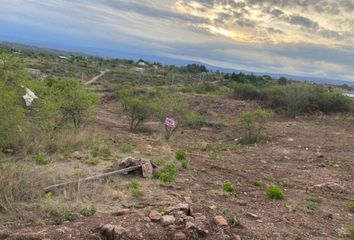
[343, 93, 354, 98]
[135, 67, 144, 73]
[58, 55, 69, 60]
[138, 61, 146, 66]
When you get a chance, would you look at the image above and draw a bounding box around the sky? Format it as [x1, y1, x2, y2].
[0, 0, 353, 81]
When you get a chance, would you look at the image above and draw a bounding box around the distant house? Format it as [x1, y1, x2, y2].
[138, 61, 146, 66]
[343, 93, 354, 98]
[58, 55, 69, 60]
[135, 67, 144, 73]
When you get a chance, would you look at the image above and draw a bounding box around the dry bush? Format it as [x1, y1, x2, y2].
[0, 163, 48, 223]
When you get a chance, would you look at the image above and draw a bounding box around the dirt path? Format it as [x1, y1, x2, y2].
[84, 69, 109, 85]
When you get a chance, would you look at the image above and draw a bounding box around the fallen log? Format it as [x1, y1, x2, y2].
[44, 165, 142, 193]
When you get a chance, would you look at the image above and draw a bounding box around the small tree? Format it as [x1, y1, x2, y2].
[41, 78, 98, 129]
[238, 109, 271, 143]
[117, 86, 151, 131]
[150, 93, 188, 139]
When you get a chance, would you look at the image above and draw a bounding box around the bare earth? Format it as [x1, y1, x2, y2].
[1, 94, 353, 240]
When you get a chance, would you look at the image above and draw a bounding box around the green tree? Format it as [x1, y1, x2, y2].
[238, 109, 272, 143]
[117, 86, 152, 131]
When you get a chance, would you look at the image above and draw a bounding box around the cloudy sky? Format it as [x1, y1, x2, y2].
[0, 0, 353, 81]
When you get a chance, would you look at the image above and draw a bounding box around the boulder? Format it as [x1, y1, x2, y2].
[142, 163, 153, 178]
[100, 224, 126, 240]
[214, 215, 228, 227]
[161, 215, 176, 226]
[174, 232, 187, 240]
[167, 203, 190, 214]
[112, 208, 130, 216]
[149, 210, 162, 221]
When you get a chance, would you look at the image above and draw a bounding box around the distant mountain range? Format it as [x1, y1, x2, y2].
[1, 41, 353, 86]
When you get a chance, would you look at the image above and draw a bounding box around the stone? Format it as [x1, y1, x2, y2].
[214, 215, 228, 227]
[113, 208, 130, 216]
[142, 163, 153, 178]
[174, 232, 187, 240]
[245, 212, 260, 220]
[143, 217, 151, 222]
[209, 205, 217, 210]
[183, 216, 194, 222]
[185, 221, 195, 229]
[194, 214, 207, 222]
[184, 197, 193, 204]
[100, 224, 126, 240]
[161, 215, 176, 226]
[167, 203, 189, 214]
[114, 157, 141, 170]
[233, 234, 242, 240]
[149, 210, 162, 221]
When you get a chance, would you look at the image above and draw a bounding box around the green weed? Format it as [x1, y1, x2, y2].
[175, 150, 187, 161]
[80, 206, 96, 217]
[35, 152, 49, 165]
[88, 157, 100, 166]
[307, 195, 323, 203]
[181, 159, 189, 169]
[348, 202, 354, 213]
[223, 182, 236, 196]
[266, 185, 284, 200]
[155, 163, 177, 183]
[0, 232, 12, 239]
[129, 180, 144, 197]
[119, 143, 134, 153]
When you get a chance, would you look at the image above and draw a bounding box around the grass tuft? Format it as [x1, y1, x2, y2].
[266, 185, 284, 200]
[175, 150, 187, 161]
[223, 182, 236, 196]
[155, 163, 177, 183]
[35, 152, 49, 165]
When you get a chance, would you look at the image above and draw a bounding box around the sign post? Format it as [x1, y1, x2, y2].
[164, 116, 176, 139]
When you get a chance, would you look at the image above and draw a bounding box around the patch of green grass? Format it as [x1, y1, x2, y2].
[227, 213, 241, 226]
[159, 205, 167, 214]
[253, 181, 262, 187]
[181, 159, 189, 169]
[348, 202, 354, 213]
[155, 163, 177, 183]
[35, 152, 49, 165]
[175, 150, 187, 161]
[266, 185, 284, 200]
[286, 203, 297, 213]
[306, 203, 317, 211]
[119, 143, 134, 153]
[223, 182, 236, 196]
[349, 226, 354, 239]
[80, 206, 97, 217]
[88, 157, 100, 166]
[263, 175, 273, 181]
[101, 147, 111, 158]
[307, 195, 323, 203]
[0, 232, 12, 239]
[91, 146, 99, 157]
[50, 210, 77, 225]
[129, 180, 144, 197]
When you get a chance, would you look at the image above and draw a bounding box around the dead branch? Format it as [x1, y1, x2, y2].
[44, 165, 142, 193]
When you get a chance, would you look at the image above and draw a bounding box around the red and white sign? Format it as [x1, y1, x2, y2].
[165, 116, 176, 128]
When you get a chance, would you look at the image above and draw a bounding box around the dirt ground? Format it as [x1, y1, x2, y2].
[1, 94, 353, 240]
